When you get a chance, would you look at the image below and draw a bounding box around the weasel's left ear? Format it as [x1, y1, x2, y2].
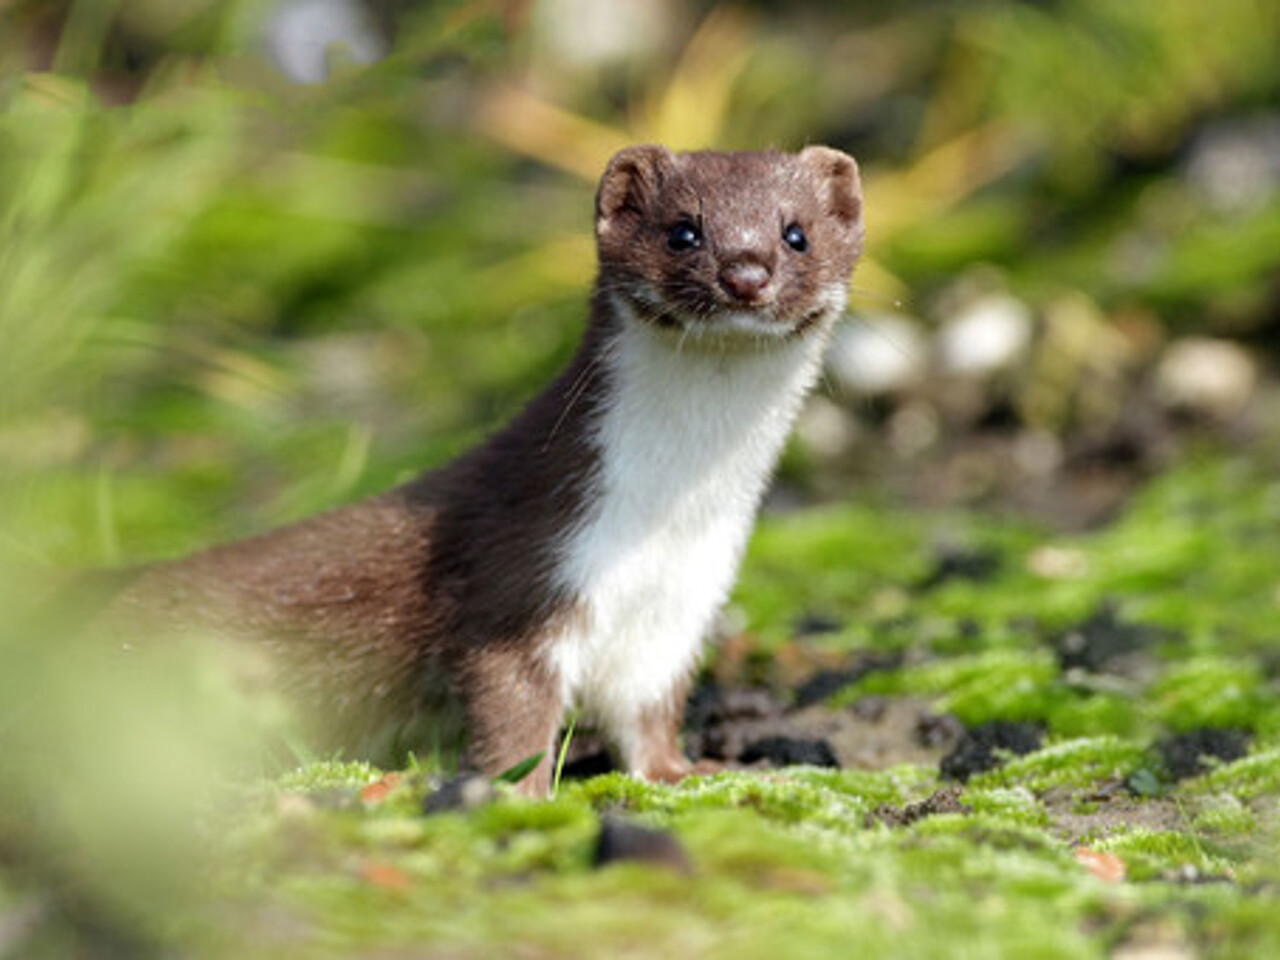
[596, 145, 675, 238]
[799, 145, 864, 247]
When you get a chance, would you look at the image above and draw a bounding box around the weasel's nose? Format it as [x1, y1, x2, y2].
[718, 262, 771, 303]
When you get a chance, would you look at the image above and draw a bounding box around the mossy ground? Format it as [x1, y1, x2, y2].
[179, 453, 1280, 959]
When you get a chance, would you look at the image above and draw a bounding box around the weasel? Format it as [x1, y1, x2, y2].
[113, 145, 865, 794]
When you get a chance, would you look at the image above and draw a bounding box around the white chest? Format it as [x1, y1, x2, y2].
[544, 313, 829, 741]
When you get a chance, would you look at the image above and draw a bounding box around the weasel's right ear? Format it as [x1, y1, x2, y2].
[595, 145, 675, 238]
[799, 145, 864, 254]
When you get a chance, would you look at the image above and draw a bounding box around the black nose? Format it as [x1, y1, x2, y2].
[718, 262, 771, 303]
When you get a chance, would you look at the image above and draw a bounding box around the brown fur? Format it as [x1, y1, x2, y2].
[595, 145, 863, 333]
[109, 145, 865, 790]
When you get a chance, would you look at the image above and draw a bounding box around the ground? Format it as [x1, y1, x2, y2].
[132, 449, 1278, 959]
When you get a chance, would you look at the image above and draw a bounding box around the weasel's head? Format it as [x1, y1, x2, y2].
[594, 146, 864, 343]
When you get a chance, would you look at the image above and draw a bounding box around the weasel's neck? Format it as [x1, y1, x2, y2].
[586, 296, 831, 531]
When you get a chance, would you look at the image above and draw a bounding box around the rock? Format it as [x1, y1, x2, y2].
[913, 711, 966, 749]
[866, 786, 970, 828]
[1184, 114, 1280, 214]
[825, 313, 927, 396]
[936, 294, 1033, 379]
[1155, 338, 1257, 420]
[267, 0, 388, 85]
[593, 816, 691, 874]
[795, 395, 861, 459]
[422, 774, 496, 814]
[532, 0, 672, 69]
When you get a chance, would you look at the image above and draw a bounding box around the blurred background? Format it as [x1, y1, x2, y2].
[2, 0, 1278, 572]
[1, 0, 1279, 952]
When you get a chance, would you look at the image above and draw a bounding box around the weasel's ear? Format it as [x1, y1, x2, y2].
[799, 145, 863, 237]
[596, 145, 675, 237]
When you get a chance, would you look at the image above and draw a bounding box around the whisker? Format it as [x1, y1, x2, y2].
[542, 354, 606, 451]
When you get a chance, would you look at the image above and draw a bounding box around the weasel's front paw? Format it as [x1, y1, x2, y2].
[641, 756, 723, 784]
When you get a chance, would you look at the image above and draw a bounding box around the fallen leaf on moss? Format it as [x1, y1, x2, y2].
[359, 773, 402, 805]
[360, 860, 413, 892]
[1074, 847, 1126, 883]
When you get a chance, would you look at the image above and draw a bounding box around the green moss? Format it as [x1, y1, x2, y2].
[1149, 659, 1267, 732]
[1092, 828, 1231, 881]
[1180, 748, 1280, 800]
[841, 650, 1062, 725]
[570, 770, 880, 832]
[276, 760, 384, 793]
[963, 786, 1050, 827]
[969, 737, 1147, 793]
[1189, 796, 1256, 837]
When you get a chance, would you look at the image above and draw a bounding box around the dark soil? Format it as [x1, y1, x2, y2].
[915, 547, 1002, 592]
[739, 736, 838, 768]
[1051, 603, 1168, 676]
[939, 721, 1044, 782]
[792, 652, 904, 708]
[594, 817, 691, 874]
[683, 676, 963, 772]
[866, 786, 971, 828]
[1153, 728, 1252, 782]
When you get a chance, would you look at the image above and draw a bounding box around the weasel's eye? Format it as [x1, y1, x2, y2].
[666, 220, 702, 252]
[783, 223, 808, 252]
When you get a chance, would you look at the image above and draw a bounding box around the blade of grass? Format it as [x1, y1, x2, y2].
[494, 750, 544, 786]
[552, 713, 578, 797]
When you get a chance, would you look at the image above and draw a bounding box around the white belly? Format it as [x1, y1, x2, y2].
[543, 306, 831, 758]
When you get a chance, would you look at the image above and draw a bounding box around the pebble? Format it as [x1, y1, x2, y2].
[936, 294, 1033, 378]
[422, 774, 496, 814]
[593, 816, 691, 874]
[1155, 337, 1256, 419]
[825, 313, 928, 396]
[1184, 113, 1280, 213]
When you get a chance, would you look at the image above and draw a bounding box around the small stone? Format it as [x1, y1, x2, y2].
[593, 816, 691, 873]
[1155, 338, 1257, 420]
[1028, 545, 1090, 580]
[268, 0, 388, 85]
[936, 294, 1033, 378]
[866, 786, 970, 828]
[886, 401, 940, 456]
[1184, 114, 1280, 213]
[825, 313, 927, 396]
[422, 774, 496, 814]
[796, 396, 861, 459]
[914, 711, 965, 749]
